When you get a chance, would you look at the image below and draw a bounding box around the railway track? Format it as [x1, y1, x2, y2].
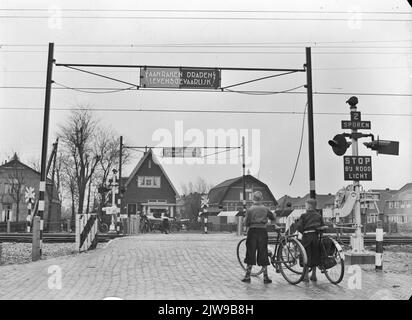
[0, 232, 123, 243]
[1, 232, 412, 245]
[331, 235, 412, 246]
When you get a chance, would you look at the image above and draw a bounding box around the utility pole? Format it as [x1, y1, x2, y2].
[118, 136, 123, 231]
[47, 139, 58, 232]
[238, 136, 246, 236]
[305, 47, 316, 200]
[34, 42, 54, 261]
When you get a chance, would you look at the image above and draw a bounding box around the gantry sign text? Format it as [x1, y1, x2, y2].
[140, 67, 221, 89]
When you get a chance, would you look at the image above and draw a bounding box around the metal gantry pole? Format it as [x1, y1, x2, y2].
[305, 47, 316, 200]
[34, 42, 54, 261]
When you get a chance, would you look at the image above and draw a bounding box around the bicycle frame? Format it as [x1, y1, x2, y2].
[268, 230, 301, 265]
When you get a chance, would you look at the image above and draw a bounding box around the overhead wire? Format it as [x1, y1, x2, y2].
[289, 102, 308, 185]
[53, 81, 134, 93]
[1, 85, 411, 97]
[0, 15, 410, 22]
[0, 9, 411, 14]
[0, 107, 410, 117]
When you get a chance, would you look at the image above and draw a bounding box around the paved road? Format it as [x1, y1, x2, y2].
[0, 233, 411, 300]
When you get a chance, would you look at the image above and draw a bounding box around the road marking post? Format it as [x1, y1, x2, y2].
[376, 220, 384, 271]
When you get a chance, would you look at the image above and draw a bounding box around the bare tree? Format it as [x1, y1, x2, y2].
[181, 177, 213, 195]
[93, 127, 130, 212]
[6, 156, 25, 222]
[59, 155, 78, 224]
[58, 108, 100, 216]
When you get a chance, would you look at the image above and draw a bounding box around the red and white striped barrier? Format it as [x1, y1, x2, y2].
[75, 213, 98, 252]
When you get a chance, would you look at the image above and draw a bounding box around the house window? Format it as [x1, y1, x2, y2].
[127, 203, 137, 215]
[4, 183, 12, 194]
[137, 176, 161, 188]
[394, 201, 399, 209]
[388, 201, 393, 209]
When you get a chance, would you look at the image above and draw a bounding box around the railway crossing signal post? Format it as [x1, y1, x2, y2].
[347, 100, 364, 254]
[328, 96, 399, 264]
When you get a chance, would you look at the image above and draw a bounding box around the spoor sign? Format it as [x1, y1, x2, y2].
[343, 156, 372, 181]
[140, 67, 221, 89]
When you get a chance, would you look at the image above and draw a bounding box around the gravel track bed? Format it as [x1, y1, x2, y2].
[0, 242, 104, 266]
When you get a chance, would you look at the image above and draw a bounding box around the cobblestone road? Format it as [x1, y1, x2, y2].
[0, 233, 411, 300]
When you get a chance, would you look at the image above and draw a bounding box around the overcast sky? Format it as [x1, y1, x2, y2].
[0, 0, 411, 199]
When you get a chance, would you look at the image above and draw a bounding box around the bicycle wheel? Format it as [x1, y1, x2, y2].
[236, 238, 264, 277]
[276, 237, 308, 285]
[323, 239, 345, 284]
[99, 223, 109, 233]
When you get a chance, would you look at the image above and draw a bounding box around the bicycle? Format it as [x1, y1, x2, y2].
[308, 226, 345, 285]
[237, 225, 308, 285]
[140, 217, 152, 233]
[96, 215, 109, 233]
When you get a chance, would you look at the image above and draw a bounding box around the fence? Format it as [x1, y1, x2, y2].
[125, 216, 140, 235]
[75, 213, 98, 252]
[364, 222, 398, 234]
[0, 221, 27, 233]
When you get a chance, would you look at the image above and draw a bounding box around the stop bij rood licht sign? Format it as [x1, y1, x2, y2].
[140, 67, 221, 89]
[343, 156, 372, 181]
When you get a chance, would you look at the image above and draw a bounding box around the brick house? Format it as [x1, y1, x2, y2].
[207, 175, 278, 213]
[361, 188, 398, 223]
[121, 149, 180, 218]
[384, 183, 412, 228]
[0, 154, 61, 231]
[275, 193, 335, 223]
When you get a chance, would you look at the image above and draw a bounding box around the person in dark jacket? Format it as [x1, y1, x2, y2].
[242, 191, 275, 284]
[295, 198, 324, 282]
[161, 216, 170, 234]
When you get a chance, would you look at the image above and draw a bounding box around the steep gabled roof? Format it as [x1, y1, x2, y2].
[0, 156, 59, 201]
[0, 156, 40, 177]
[369, 188, 398, 212]
[124, 149, 179, 196]
[387, 183, 412, 202]
[208, 175, 277, 206]
[293, 193, 335, 209]
[276, 195, 301, 209]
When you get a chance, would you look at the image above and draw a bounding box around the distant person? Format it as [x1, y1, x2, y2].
[242, 191, 275, 284]
[162, 216, 170, 234]
[295, 198, 324, 282]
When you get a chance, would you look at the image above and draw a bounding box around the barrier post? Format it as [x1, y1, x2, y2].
[376, 220, 383, 271]
[237, 216, 243, 236]
[32, 216, 41, 261]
